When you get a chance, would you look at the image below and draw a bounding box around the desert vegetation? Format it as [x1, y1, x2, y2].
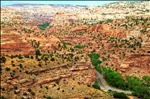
[1, 1, 150, 99]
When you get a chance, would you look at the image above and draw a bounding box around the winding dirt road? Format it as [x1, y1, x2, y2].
[96, 71, 132, 95]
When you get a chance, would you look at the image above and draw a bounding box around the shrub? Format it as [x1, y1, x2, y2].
[92, 80, 100, 90]
[0, 56, 6, 63]
[91, 59, 101, 67]
[18, 54, 23, 59]
[40, 84, 42, 88]
[43, 95, 46, 98]
[38, 63, 42, 67]
[1, 96, 6, 99]
[102, 57, 107, 61]
[57, 87, 60, 90]
[31, 91, 35, 96]
[47, 96, 52, 99]
[74, 44, 85, 49]
[23, 92, 27, 96]
[5, 67, 10, 71]
[51, 58, 55, 61]
[19, 64, 23, 68]
[113, 92, 129, 99]
[0, 67, 2, 72]
[38, 22, 50, 30]
[12, 64, 15, 66]
[24, 55, 29, 58]
[88, 52, 100, 59]
[36, 49, 41, 56]
[27, 88, 32, 92]
[45, 86, 49, 90]
[31, 56, 34, 59]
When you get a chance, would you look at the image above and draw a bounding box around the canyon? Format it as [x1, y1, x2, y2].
[1, 1, 150, 99]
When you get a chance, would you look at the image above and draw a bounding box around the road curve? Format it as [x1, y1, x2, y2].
[96, 71, 132, 95]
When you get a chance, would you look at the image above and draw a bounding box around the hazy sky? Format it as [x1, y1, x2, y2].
[1, 1, 118, 6]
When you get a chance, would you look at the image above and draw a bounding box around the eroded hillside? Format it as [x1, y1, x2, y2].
[1, 1, 150, 99]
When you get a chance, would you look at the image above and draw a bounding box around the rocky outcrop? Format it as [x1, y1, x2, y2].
[1, 31, 35, 55]
[88, 24, 126, 38]
[119, 55, 150, 75]
[71, 27, 87, 33]
[51, 11, 77, 26]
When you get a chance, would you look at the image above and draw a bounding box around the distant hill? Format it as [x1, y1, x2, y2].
[101, 1, 150, 9]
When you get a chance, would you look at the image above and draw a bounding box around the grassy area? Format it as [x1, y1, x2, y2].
[38, 22, 50, 30]
[74, 44, 85, 49]
[92, 80, 100, 90]
[88, 52, 102, 73]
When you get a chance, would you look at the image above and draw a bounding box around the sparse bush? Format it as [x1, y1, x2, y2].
[36, 49, 41, 56]
[5, 67, 10, 71]
[1, 96, 6, 99]
[51, 58, 55, 61]
[0, 56, 6, 63]
[27, 88, 32, 92]
[43, 95, 46, 98]
[31, 56, 34, 59]
[113, 92, 129, 99]
[18, 54, 23, 59]
[87, 84, 91, 87]
[12, 64, 15, 67]
[31, 91, 35, 96]
[19, 64, 23, 68]
[23, 92, 27, 96]
[92, 80, 100, 90]
[55, 80, 60, 84]
[45, 86, 49, 90]
[0, 67, 2, 72]
[38, 63, 42, 67]
[40, 84, 42, 88]
[24, 55, 29, 58]
[25, 70, 29, 74]
[74, 44, 85, 49]
[47, 96, 52, 99]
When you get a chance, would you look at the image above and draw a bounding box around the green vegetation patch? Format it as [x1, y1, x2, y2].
[38, 22, 50, 30]
[113, 92, 129, 99]
[74, 44, 85, 49]
[88, 52, 150, 99]
[0, 56, 6, 63]
[127, 76, 150, 99]
[92, 80, 100, 90]
[88, 52, 102, 72]
[102, 67, 128, 90]
[88, 52, 100, 59]
[102, 67, 150, 99]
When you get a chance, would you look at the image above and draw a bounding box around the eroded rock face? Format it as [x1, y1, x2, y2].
[38, 35, 60, 50]
[71, 27, 87, 33]
[88, 24, 126, 38]
[1, 30, 35, 55]
[51, 11, 77, 26]
[119, 54, 150, 77]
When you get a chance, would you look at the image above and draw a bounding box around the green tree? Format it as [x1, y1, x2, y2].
[113, 92, 129, 99]
[0, 56, 6, 63]
[36, 49, 41, 56]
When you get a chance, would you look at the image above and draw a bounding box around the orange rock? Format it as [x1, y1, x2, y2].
[88, 24, 126, 38]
